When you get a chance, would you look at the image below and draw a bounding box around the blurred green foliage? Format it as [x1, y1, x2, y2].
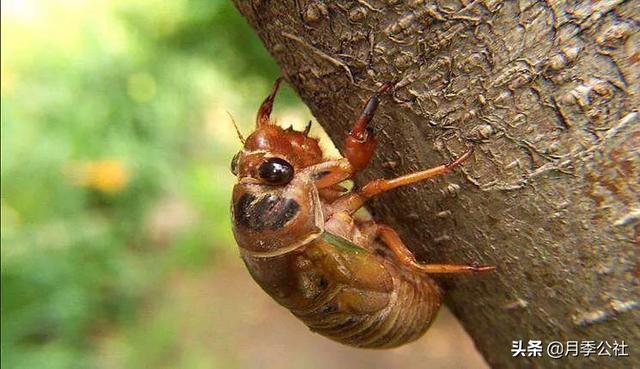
[1, 1, 307, 368]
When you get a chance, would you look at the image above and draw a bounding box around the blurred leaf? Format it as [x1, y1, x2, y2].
[0, 0, 300, 368]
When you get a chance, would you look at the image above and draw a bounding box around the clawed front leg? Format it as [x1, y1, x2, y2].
[362, 223, 495, 274]
[303, 83, 394, 192]
[256, 77, 283, 127]
[304, 158, 354, 189]
[343, 82, 394, 172]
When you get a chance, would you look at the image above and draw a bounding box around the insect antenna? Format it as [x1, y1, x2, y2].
[226, 111, 245, 144]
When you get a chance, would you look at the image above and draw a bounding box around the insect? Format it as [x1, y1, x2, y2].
[230, 78, 495, 348]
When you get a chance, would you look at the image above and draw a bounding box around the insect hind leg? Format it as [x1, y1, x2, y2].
[366, 223, 494, 274]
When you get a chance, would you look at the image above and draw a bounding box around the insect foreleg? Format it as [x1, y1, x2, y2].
[303, 159, 354, 189]
[256, 77, 283, 127]
[343, 83, 393, 172]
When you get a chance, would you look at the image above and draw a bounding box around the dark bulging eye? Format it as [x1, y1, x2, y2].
[231, 152, 240, 176]
[258, 158, 294, 185]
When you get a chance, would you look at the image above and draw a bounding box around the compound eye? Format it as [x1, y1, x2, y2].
[258, 158, 294, 185]
[230, 152, 240, 176]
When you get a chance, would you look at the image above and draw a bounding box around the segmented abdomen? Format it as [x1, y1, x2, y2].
[291, 263, 442, 349]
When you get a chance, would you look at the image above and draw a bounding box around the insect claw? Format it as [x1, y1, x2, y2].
[303, 121, 312, 136]
[445, 146, 474, 169]
[471, 264, 496, 273]
[377, 81, 396, 95]
[256, 77, 284, 127]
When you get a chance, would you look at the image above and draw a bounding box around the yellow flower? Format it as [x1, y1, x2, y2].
[67, 160, 129, 193]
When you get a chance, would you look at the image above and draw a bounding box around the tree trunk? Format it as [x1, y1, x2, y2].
[231, 1, 639, 368]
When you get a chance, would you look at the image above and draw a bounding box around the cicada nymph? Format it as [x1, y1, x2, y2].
[230, 78, 494, 348]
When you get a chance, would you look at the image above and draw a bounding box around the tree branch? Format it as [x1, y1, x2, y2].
[232, 1, 640, 367]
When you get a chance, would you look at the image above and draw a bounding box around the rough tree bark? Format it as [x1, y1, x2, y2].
[231, 1, 639, 368]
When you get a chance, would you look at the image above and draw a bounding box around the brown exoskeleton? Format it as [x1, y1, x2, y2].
[230, 78, 494, 349]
